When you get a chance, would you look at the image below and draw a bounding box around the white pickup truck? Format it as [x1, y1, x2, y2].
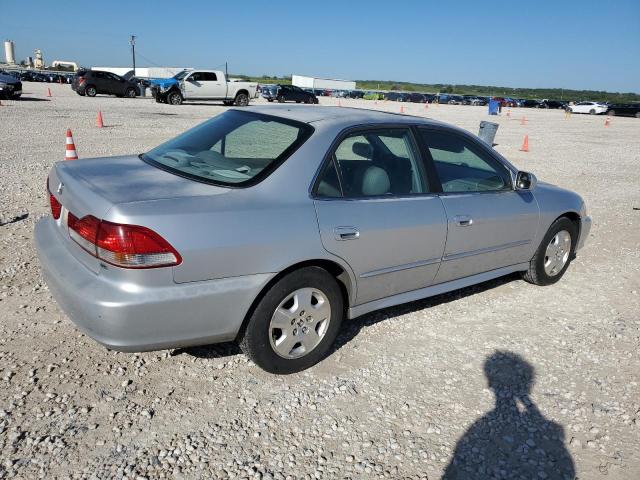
[149, 69, 258, 106]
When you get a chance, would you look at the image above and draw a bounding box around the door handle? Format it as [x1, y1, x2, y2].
[454, 215, 473, 227]
[334, 227, 360, 241]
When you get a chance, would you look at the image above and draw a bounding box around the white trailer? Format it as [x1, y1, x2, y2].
[292, 74, 355, 91]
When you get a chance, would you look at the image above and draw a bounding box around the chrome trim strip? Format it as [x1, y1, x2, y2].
[442, 240, 530, 262]
[360, 257, 441, 279]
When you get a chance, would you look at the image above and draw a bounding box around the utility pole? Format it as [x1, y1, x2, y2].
[225, 61, 228, 79]
[129, 35, 136, 76]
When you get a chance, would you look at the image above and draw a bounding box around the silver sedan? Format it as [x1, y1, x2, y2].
[35, 106, 591, 373]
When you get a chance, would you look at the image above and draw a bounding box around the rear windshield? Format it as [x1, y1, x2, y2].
[141, 110, 313, 187]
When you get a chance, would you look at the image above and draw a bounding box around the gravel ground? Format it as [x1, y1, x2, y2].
[0, 82, 638, 479]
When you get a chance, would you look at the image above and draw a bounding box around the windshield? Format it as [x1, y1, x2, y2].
[142, 110, 313, 187]
[173, 70, 191, 80]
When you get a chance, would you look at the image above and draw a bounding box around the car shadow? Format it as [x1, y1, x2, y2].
[15, 97, 51, 102]
[179, 273, 521, 361]
[441, 351, 575, 479]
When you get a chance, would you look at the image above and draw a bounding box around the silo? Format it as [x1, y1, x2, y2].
[4, 40, 16, 64]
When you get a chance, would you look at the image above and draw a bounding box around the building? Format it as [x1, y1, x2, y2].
[292, 74, 355, 91]
[92, 66, 190, 78]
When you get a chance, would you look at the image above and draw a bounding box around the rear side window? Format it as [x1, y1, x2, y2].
[419, 129, 512, 193]
[142, 110, 313, 187]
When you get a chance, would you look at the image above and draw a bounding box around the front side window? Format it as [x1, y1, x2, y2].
[143, 111, 313, 186]
[419, 129, 512, 193]
[316, 128, 427, 198]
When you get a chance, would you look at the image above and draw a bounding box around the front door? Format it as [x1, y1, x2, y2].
[417, 127, 539, 284]
[313, 127, 447, 305]
[183, 72, 225, 99]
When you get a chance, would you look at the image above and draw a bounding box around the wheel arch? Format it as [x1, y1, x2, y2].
[554, 211, 581, 245]
[235, 89, 249, 98]
[235, 259, 354, 341]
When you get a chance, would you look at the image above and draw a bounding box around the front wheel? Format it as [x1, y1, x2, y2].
[125, 87, 137, 98]
[608, 110, 616, 117]
[523, 217, 577, 286]
[239, 267, 344, 374]
[234, 92, 249, 106]
[589, 109, 596, 115]
[167, 91, 183, 105]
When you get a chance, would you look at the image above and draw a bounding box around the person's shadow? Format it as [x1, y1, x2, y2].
[442, 351, 575, 480]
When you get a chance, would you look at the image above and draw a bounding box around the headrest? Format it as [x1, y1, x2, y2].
[362, 166, 390, 196]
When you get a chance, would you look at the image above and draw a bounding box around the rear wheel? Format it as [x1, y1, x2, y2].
[167, 91, 183, 105]
[85, 85, 97, 97]
[125, 87, 137, 98]
[523, 217, 577, 286]
[234, 92, 249, 106]
[239, 267, 344, 374]
[589, 109, 596, 115]
[277, 95, 285, 103]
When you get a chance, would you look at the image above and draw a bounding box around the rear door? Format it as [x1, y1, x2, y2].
[198, 72, 226, 99]
[417, 127, 539, 284]
[313, 127, 447, 305]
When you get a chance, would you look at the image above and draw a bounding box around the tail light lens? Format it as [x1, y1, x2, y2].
[67, 214, 181, 269]
[47, 178, 62, 219]
[78, 77, 85, 85]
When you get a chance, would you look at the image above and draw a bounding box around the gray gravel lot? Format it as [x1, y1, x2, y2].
[0, 82, 639, 479]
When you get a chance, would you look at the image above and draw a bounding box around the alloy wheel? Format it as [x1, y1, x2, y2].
[544, 230, 571, 276]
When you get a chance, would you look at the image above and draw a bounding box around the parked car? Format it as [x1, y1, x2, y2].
[149, 69, 257, 106]
[36, 106, 591, 373]
[606, 103, 640, 118]
[405, 93, 427, 103]
[462, 96, 486, 106]
[274, 84, 318, 103]
[0, 72, 22, 99]
[539, 100, 567, 109]
[72, 70, 139, 98]
[567, 101, 608, 115]
[446, 95, 464, 105]
[261, 84, 279, 102]
[348, 90, 365, 99]
[520, 99, 542, 108]
[384, 92, 407, 102]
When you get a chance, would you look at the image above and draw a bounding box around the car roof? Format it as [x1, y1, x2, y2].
[237, 105, 445, 128]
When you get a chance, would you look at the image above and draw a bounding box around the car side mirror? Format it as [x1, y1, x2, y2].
[515, 171, 537, 190]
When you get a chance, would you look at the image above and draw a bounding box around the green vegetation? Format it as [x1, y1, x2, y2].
[235, 74, 639, 103]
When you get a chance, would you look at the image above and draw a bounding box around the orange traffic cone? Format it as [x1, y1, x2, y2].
[519, 135, 529, 152]
[520, 115, 527, 125]
[604, 116, 611, 127]
[65, 129, 78, 160]
[96, 111, 104, 128]
[47, 88, 52, 98]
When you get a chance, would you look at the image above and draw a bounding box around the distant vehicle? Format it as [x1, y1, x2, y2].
[384, 92, 407, 102]
[261, 84, 279, 102]
[423, 93, 437, 103]
[405, 93, 427, 103]
[331, 90, 349, 98]
[462, 96, 486, 106]
[72, 70, 139, 98]
[520, 99, 542, 108]
[539, 100, 567, 109]
[0, 72, 22, 99]
[36, 106, 591, 374]
[149, 69, 257, 106]
[348, 90, 365, 99]
[568, 101, 608, 115]
[275, 84, 318, 104]
[606, 103, 640, 118]
[446, 95, 464, 105]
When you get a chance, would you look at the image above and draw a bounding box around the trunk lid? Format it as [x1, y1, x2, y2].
[49, 155, 229, 273]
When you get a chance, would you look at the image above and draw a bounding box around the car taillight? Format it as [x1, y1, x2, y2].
[47, 178, 61, 219]
[67, 214, 181, 269]
[78, 77, 85, 85]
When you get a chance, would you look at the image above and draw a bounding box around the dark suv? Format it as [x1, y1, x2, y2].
[275, 85, 318, 103]
[0, 72, 22, 99]
[72, 70, 139, 98]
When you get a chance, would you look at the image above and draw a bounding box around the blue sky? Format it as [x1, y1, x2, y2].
[1, 0, 638, 92]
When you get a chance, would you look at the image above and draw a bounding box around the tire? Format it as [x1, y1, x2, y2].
[589, 109, 596, 115]
[305, 97, 314, 104]
[608, 110, 615, 117]
[85, 85, 97, 97]
[277, 95, 285, 103]
[267, 98, 273, 102]
[239, 267, 344, 374]
[523, 217, 578, 286]
[234, 92, 249, 106]
[167, 91, 183, 105]
[125, 87, 137, 98]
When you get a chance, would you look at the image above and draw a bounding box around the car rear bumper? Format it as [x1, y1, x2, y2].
[35, 217, 272, 352]
[576, 215, 592, 251]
